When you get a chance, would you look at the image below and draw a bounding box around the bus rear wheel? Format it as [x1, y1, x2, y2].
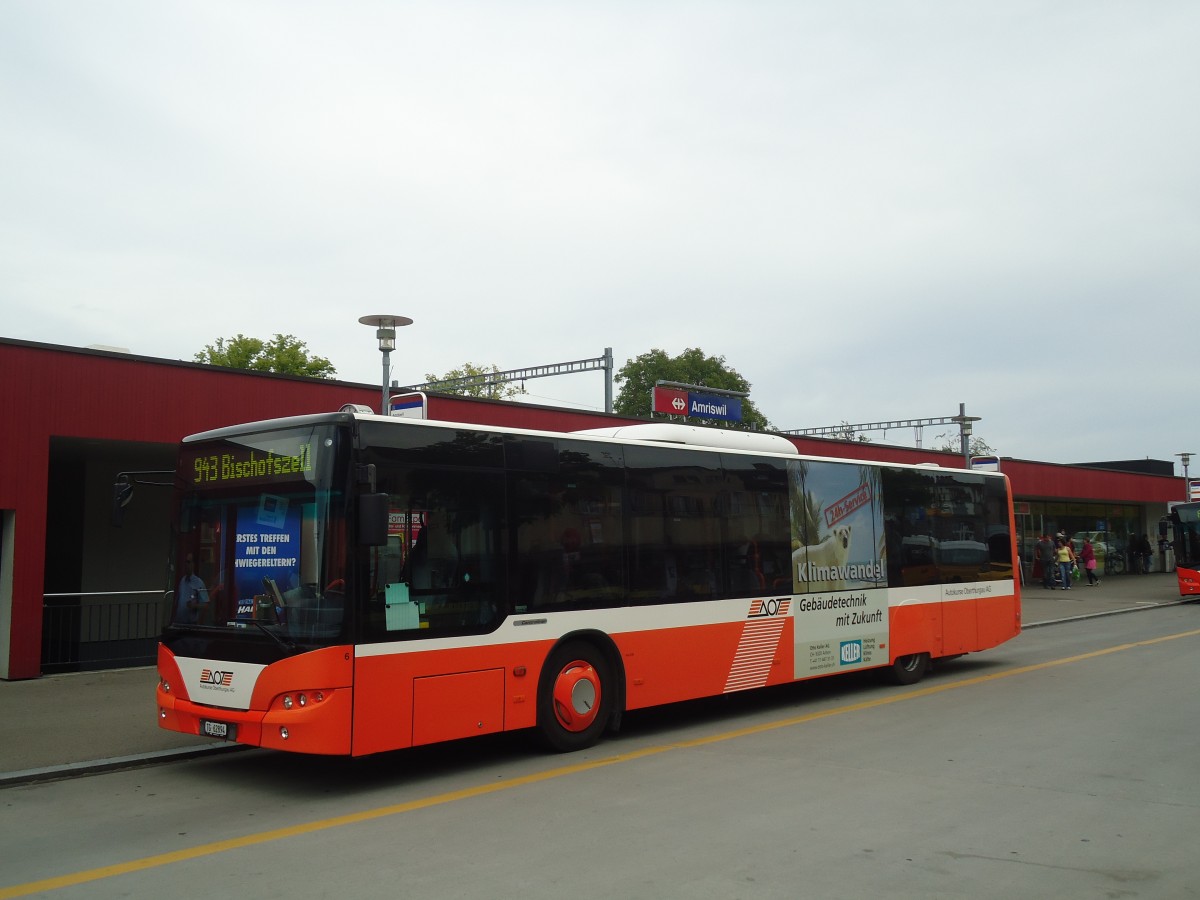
[537, 642, 612, 752]
[886, 652, 930, 686]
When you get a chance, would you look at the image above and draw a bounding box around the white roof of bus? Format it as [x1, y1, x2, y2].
[572, 423, 798, 455]
[191, 410, 999, 474]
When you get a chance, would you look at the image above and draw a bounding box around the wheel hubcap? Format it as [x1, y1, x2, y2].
[552, 660, 601, 732]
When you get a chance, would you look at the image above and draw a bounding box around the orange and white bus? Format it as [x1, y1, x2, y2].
[1167, 501, 1200, 597]
[156, 412, 1021, 755]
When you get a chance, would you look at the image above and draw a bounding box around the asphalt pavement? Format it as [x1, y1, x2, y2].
[1, 572, 1191, 786]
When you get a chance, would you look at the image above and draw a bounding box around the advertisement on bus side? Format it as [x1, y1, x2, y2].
[788, 460, 888, 678]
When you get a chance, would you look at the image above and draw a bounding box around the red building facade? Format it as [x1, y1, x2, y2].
[0, 338, 1183, 679]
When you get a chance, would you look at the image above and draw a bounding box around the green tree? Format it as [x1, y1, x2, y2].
[930, 431, 997, 457]
[423, 362, 526, 400]
[828, 421, 872, 443]
[614, 347, 773, 430]
[194, 334, 336, 378]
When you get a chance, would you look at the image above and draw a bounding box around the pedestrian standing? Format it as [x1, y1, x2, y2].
[1036, 534, 1056, 589]
[1126, 535, 1141, 574]
[1080, 538, 1100, 586]
[1055, 538, 1076, 591]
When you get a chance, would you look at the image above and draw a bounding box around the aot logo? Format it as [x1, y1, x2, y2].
[199, 669, 234, 687]
[839, 640, 863, 665]
[748, 598, 791, 619]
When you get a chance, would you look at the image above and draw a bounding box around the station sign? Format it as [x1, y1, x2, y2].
[652, 386, 743, 423]
[690, 392, 742, 422]
[389, 392, 427, 419]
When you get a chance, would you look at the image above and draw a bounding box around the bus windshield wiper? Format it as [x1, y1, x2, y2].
[248, 618, 298, 654]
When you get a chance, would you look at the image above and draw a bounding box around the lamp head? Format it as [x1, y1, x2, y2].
[359, 314, 412, 353]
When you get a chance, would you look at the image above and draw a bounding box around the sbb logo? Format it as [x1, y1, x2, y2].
[653, 387, 690, 416]
[839, 641, 863, 664]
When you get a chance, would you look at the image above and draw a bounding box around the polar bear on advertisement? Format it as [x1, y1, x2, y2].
[792, 524, 853, 592]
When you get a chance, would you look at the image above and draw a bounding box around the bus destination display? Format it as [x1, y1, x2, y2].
[186, 442, 315, 486]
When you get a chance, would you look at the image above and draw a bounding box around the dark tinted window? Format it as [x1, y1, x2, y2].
[359, 424, 506, 641]
[720, 454, 791, 595]
[881, 467, 1012, 587]
[625, 445, 724, 603]
[358, 422, 505, 469]
[510, 438, 626, 612]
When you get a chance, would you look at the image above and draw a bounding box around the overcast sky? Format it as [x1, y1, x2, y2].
[3, 2, 1197, 469]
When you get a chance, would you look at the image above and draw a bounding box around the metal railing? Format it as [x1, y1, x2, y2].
[42, 590, 170, 673]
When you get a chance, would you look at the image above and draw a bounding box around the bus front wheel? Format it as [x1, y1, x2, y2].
[537, 642, 612, 752]
[886, 652, 930, 686]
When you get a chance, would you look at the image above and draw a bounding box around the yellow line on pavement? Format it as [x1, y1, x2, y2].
[4, 626, 1198, 899]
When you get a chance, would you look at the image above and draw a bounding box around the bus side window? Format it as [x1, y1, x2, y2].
[719, 455, 790, 598]
[365, 462, 505, 638]
[625, 445, 723, 604]
[511, 440, 625, 612]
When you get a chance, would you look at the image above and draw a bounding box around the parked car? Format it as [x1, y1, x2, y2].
[1071, 531, 1110, 556]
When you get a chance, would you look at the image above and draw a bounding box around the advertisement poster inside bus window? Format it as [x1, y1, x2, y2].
[788, 460, 888, 678]
[234, 496, 302, 618]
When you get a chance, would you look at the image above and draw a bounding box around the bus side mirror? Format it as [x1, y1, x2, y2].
[358, 493, 389, 546]
[111, 478, 133, 527]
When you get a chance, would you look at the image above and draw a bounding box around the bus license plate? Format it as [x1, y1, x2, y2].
[201, 719, 236, 741]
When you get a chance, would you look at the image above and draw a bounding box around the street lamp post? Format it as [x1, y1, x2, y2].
[950, 403, 981, 469]
[1177, 452, 1195, 501]
[359, 315, 413, 415]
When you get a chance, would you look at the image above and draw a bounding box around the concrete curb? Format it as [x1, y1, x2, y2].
[0, 742, 248, 788]
[1021, 597, 1192, 629]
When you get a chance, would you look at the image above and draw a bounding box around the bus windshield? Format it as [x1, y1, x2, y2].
[171, 422, 348, 645]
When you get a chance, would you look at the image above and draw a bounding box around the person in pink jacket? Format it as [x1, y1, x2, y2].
[1080, 539, 1100, 586]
